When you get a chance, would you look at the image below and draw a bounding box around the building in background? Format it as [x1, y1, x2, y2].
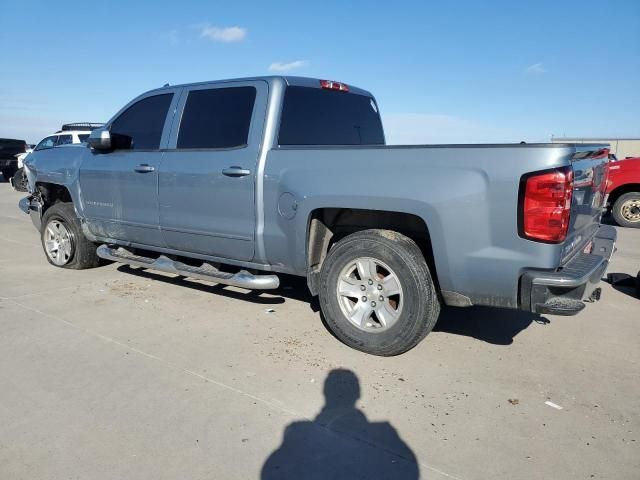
[551, 137, 640, 159]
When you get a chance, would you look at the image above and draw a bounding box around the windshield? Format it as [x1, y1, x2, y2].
[35, 136, 57, 151]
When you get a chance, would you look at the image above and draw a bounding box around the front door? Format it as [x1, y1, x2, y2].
[80, 90, 180, 247]
[158, 81, 268, 261]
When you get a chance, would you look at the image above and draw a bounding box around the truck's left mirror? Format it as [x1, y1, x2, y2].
[88, 128, 112, 151]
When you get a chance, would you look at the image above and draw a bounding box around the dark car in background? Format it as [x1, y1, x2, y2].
[0, 138, 27, 180]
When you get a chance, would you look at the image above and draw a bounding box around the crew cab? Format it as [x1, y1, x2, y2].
[19, 76, 616, 355]
[606, 155, 640, 228]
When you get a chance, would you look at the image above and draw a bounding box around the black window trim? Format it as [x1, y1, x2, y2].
[159, 144, 248, 153]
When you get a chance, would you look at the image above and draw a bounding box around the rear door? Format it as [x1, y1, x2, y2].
[79, 90, 180, 247]
[158, 80, 267, 261]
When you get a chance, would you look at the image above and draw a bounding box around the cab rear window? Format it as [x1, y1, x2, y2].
[278, 86, 384, 146]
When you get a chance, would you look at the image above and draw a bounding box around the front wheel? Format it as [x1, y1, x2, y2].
[612, 192, 640, 228]
[318, 229, 440, 356]
[40, 202, 100, 269]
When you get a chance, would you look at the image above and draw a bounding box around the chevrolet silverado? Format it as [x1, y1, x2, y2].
[19, 76, 616, 355]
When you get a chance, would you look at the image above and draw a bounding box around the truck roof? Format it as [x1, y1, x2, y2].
[155, 76, 374, 97]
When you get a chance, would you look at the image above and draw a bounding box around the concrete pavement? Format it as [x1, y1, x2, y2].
[0, 182, 638, 479]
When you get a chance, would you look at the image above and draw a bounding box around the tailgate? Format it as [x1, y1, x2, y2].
[561, 144, 610, 263]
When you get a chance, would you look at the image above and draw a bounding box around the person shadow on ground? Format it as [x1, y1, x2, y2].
[261, 369, 420, 480]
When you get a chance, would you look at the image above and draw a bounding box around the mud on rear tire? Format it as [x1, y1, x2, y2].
[318, 229, 440, 356]
[40, 202, 100, 270]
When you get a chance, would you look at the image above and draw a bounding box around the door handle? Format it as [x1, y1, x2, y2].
[222, 166, 251, 177]
[134, 164, 155, 173]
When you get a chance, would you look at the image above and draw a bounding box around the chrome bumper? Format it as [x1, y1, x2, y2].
[18, 195, 43, 231]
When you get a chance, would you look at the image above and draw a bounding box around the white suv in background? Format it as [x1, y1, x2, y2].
[12, 123, 103, 191]
[33, 125, 102, 152]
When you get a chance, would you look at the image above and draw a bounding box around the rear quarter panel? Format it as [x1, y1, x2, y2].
[263, 144, 578, 308]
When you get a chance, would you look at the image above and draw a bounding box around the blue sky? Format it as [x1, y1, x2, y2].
[1, 0, 639, 144]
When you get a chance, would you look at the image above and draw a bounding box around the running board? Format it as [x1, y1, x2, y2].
[96, 245, 279, 290]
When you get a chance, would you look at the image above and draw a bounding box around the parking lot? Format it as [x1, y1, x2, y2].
[0, 182, 638, 479]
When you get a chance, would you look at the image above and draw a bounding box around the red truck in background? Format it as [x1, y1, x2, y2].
[607, 155, 640, 228]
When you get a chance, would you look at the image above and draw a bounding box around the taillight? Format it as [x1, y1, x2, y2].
[320, 79, 349, 92]
[520, 166, 573, 243]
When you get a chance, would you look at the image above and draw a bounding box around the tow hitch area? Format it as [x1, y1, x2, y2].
[520, 226, 616, 316]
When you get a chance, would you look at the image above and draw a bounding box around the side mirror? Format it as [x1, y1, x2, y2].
[88, 128, 111, 151]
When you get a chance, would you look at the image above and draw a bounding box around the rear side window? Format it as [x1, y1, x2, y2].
[56, 135, 73, 145]
[110, 93, 173, 150]
[177, 87, 256, 149]
[278, 87, 385, 146]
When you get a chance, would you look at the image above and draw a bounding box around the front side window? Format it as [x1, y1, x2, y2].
[177, 86, 256, 149]
[56, 135, 73, 145]
[110, 93, 173, 150]
[35, 136, 58, 150]
[78, 134, 90, 143]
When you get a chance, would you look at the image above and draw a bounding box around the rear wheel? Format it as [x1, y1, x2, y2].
[318, 229, 440, 356]
[40, 202, 100, 269]
[612, 192, 640, 228]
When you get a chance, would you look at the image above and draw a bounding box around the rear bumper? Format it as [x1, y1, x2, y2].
[520, 225, 617, 315]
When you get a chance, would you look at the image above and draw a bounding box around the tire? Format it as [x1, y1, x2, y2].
[11, 168, 28, 192]
[318, 229, 440, 356]
[612, 192, 640, 228]
[40, 202, 100, 269]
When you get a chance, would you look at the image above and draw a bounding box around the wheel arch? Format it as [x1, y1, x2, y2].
[608, 183, 640, 207]
[305, 207, 441, 296]
[35, 182, 76, 214]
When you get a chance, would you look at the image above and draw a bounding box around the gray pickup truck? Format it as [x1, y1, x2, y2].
[20, 76, 616, 355]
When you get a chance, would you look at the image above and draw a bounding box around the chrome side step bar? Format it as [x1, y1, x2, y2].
[96, 245, 280, 290]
